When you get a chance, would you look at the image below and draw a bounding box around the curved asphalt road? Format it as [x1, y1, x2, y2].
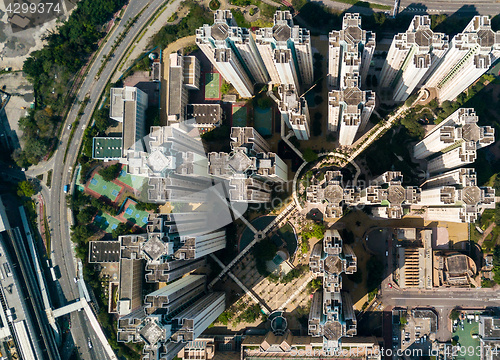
[27, 0, 182, 359]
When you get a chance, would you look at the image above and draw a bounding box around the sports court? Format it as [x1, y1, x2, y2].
[232, 104, 247, 127]
[204, 72, 221, 100]
[93, 212, 122, 233]
[116, 166, 147, 190]
[87, 174, 123, 202]
[254, 106, 273, 136]
[119, 199, 149, 227]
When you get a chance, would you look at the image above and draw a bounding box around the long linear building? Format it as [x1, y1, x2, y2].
[88, 211, 226, 360]
[208, 127, 287, 203]
[109, 86, 149, 157]
[117, 275, 225, 360]
[305, 169, 494, 223]
[379, 15, 448, 102]
[419, 168, 495, 223]
[424, 15, 500, 102]
[167, 52, 201, 124]
[308, 229, 357, 348]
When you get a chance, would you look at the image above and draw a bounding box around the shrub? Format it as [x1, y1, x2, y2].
[209, 0, 220, 10]
[303, 148, 318, 162]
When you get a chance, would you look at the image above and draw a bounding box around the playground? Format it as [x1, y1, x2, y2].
[254, 106, 273, 137]
[232, 104, 247, 127]
[87, 173, 123, 202]
[83, 165, 152, 234]
[204, 72, 221, 100]
[116, 167, 147, 190]
[93, 212, 123, 233]
[117, 198, 150, 227]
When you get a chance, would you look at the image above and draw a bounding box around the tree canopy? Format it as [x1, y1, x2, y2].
[17, 181, 36, 198]
[303, 148, 318, 163]
[98, 164, 122, 182]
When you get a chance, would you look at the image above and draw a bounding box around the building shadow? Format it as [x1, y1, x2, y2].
[432, 5, 477, 37]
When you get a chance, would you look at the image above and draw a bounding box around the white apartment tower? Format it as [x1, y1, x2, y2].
[328, 76, 375, 145]
[328, 13, 376, 89]
[414, 108, 494, 160]
[419, 168, 495, 223]
[413, 108, 495, 173]
[255, 11, 314, 89]
[278, 84, 311, 140]
[424, 16, 500, 102]
[196, 10, 260, 97]
[379, 15, 448, 102]
[426, 141, 477, 173]
[214, 48, 254, 98]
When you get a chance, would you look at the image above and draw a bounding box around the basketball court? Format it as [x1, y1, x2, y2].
[87, 174, 123, 202]
[93, 212, 122, 233]
[120, 199, 150, 227]
[204, 72, 221, 100]
[254, 106, 273, 136]
[232, 104, 247, 127]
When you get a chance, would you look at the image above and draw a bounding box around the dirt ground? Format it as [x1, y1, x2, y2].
[0, 71, 34, 149]
[0, 1, 74, 69]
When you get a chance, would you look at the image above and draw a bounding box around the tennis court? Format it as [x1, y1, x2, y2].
[117, 166, 147, 189]
[87, 174, 123, 202]
[93, 212, 122, 233]
[121, 200, 149, 227]
[205, 72, 221, 100]
[232, 104, 247, 127]
[254, 106, 273, 136]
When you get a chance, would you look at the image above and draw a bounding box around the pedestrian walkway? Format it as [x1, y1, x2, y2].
[209, 254, 271, 313]
[279, 273, 317, 311]
[209, 203, 296, 288]
[262, 202, 296, 235]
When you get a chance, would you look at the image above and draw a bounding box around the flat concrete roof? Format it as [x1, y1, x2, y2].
[93, 137, 123, 159]
[89, 241, 120, 263]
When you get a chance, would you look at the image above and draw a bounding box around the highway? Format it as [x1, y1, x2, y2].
[24, 0, 182, 359]
[311, 0, 500, 15]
